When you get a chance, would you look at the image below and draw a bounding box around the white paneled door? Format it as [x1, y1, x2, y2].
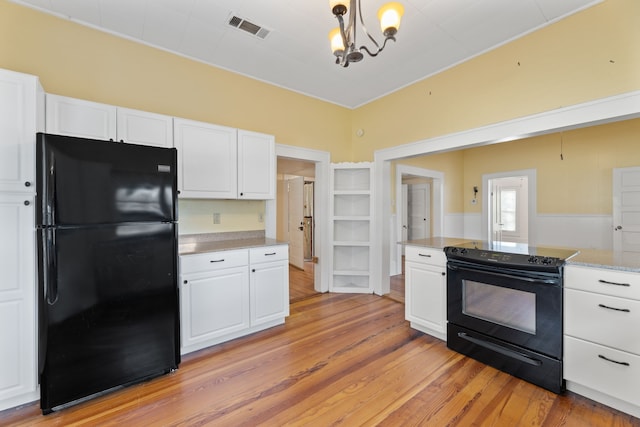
[613, 166, 640, 253]
[408, 183, 430, 240]
[288, 176, 305, 270]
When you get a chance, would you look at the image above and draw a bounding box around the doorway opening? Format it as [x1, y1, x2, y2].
[277, 157, 317, 302]
[483, 169, 537, 245]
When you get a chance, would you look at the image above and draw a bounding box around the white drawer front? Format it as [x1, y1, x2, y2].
[250, 245, 288, 264]
[405, 246, 445, 266]
[181, 249, 248, 274]
[565, 289, 640, 354]
[564, 336, 640, 407]
[565, 265, 640, 300]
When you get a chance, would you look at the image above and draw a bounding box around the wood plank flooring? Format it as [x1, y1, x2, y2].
[2, 292, 638, 426]
[289, 261, 317, 303]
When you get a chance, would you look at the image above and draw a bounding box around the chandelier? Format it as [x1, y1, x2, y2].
[329, 1, 404, 67]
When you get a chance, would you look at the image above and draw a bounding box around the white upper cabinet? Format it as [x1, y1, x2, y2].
[46, 94, 116, 140]
[116, 107, 173, 147]
[174, 118, 275, 200]
[0, 69, 44, 193]
[46, 94, 173, 147]
[174, 118, 238, 199]
[238, 130, 275, 199]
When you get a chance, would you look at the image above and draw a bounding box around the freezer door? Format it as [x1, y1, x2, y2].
[38, 223, 179, 413]
[36, 133, 177, 226]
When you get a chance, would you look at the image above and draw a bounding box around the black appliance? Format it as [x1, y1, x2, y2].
[35, 133, 180, 414]
[444, 241, 576, 393]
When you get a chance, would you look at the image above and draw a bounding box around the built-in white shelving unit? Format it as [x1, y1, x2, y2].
[329, 162, 374, 293]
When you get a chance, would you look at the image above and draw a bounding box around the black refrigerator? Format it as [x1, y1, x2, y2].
[35, 133, 180, 414]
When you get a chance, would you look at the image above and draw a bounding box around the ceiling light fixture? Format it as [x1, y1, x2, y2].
[329, 0, 404, 67]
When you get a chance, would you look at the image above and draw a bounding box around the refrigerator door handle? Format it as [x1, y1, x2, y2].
[44, 229, 59, 305]
[45, 153, 56, 225]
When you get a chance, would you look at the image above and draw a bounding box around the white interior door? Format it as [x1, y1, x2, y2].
[490, 176, 528, 243]
[613, 166, 640, 253]
[288, 176, 305, 269]
[408, 183, 430, 240]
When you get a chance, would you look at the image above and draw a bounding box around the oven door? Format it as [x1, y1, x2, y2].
[447, 260, 562, 359]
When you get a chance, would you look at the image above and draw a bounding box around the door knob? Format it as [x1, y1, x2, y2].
[298, 226, 304, 231]
[615, 225, 623, 230]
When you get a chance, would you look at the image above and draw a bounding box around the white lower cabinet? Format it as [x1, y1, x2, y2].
[179, 245, 288, 355]
[250, 246, 289, 326]
[564, 265, 640, 418]
[404, 245, 447, 340]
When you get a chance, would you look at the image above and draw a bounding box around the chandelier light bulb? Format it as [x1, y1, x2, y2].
[378, 2, 404, 36]
[329, 27, 345, 56]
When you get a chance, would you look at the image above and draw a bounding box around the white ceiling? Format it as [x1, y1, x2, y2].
[12, 0, 601, 109]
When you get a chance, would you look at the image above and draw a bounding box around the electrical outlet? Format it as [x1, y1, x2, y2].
[213, 213, 221, 224]
[258, 213, 264, 222]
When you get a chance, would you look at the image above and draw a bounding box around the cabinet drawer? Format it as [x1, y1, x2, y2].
[405, 246, 445, 266]
[564, 336, 640, 407]
[565, 265, 640, 300]
[565, 289, 640, 354]
[249, 245, 288, 264]
[180, 250, 247, 274]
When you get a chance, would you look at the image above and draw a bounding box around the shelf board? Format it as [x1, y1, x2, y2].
[332, 241, 370, 246]
[333, 270, 371, 276]
[332, 216, 370, 221]
[332, 190, 371, 196]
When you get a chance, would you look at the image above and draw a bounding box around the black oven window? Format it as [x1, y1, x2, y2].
[462, 280, 536, 334]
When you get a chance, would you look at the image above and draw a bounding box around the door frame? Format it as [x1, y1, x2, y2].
[393, 164, 443, 275]
[267, 144, 330, 293]
[374, 90, 640, 296]
[482, 170, 536, 245]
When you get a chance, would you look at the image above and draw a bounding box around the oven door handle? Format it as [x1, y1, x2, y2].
[458, 332, 543, 366]
[448, 264, 560, 285]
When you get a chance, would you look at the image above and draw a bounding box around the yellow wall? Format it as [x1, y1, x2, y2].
[463, 118, 640, 215]
[398, 118, 640, 216]
[352, 0, 640, 161]
[178, 199, 265, 235]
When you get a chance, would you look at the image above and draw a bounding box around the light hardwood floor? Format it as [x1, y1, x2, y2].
[2, 291, 638, 426]
[289, 261, 317, 303]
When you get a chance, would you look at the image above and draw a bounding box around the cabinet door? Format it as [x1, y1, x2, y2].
[250, 260, 289, 326]
[237, 130, 275, 199]
[405, 261, 446, 334]
[0, 194, 37, 410]
[174, 118, 237, 198]
[180, 266, 249, 351]
[46, 94, 116, 140]
[0, 70, 42, 193]
[116, 107, 173, 147]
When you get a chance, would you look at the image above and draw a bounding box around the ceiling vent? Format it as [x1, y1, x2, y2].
[228, 15, 271, 40]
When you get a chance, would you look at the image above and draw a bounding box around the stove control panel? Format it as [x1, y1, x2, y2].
[444, 246, 565, 271]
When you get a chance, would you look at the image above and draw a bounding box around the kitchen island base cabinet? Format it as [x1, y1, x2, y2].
[179, 245, 289, 355]
[404, 246, 447, 341]
[564, 264, 640, 418]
